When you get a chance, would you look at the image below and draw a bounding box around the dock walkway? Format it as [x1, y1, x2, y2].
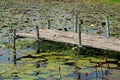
[16, 29, 120, 52]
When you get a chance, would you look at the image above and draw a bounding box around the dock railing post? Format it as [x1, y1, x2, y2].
[106, 16, 110, 37]
[13, 29, 17, 65]
[74, 14, 78, 32]
[47, 20, 51, 29]
[78, 22, 82, 47]
[36, 25, 40, 53]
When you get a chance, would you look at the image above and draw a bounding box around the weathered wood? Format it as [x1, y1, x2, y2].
[36, 26, 40, 39]
[13, 29, 16, 49]
[16, 29, 120, 52]
[13, 29, 16, 65]
[47, 20, 51, 29]
[36, 26, 40, 53]
[74, 14, 78, 32]
[78, 23, 82, 47]
[106, 16, 110, 37]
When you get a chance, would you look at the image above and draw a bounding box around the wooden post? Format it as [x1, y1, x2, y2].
[47, 20, 50, 29]
[13, 29, 16, 52]
[78, 23, 82, 47]
[106, 16, 110, 37]
[74, 14, 78, 32]
[36, 26, 40, 40]
[13, 29, 16, 65]
[36, 26, 40, 53]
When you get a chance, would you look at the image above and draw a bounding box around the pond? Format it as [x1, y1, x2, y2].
[0, 40, 120, 80]
[0, 0, 120, 80]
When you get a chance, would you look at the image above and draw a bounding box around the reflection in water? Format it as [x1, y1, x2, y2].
[78, 72, 81, 80]
[13, 51, 17, 65]
[0, 50, 119, 80]
[0, 47, 119, 80]
[58, 67, 62, 79]
[35, 64, 40, 76]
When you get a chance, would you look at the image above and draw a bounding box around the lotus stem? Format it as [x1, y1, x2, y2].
[94, 64, 98, 78]
[99, 62, 104, 77]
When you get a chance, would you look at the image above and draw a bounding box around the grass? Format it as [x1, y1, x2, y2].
[105, 0, 120, 3]
[0, 0, 120, 3]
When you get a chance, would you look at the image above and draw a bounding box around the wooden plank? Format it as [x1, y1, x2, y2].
[16, 29, 120, 52]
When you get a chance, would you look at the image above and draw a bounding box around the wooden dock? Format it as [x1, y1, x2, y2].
[16, 29, 120, 52]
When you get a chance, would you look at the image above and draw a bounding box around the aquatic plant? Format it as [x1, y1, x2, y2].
[85, 71, 89, 79]
[99, 62, 104, 77]
[94, 63, 98, 78]
[0, 0, 120, 79]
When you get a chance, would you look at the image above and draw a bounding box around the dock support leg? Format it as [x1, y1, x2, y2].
[74, 14, 78, 32]
[13, 29, 17, 65]
[78, 23, 82, 47]
[78, 22, 82, 54]
[106, 16, 110, 37]
[47, 20, 51, 29]
[36, 26, 40, 53]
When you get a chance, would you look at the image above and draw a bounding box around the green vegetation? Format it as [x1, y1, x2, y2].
[105, 0, 120, 3]
[0, 0, 120, 3]
[0, 50, 119, 79]
[0, 0, 120, 79]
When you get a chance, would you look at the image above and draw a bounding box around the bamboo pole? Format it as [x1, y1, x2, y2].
[74, 14, 78, 32]
[47, 20, 50, 29]
[36, 25, 40, 40]
[36, 26, 40, 53]
[106, 16, 110, 37]
[78, 23, 82, 47]
[13, 29, 16, 50]
[13, 29, 16, 65]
